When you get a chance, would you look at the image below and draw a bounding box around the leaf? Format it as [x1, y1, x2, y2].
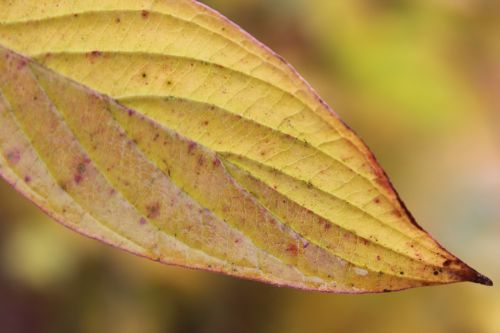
[0, 0, 491, 293]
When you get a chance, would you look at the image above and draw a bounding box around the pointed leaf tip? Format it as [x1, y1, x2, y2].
[470, 271, 493, 286]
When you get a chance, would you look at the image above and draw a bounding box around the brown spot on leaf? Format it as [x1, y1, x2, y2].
[146, 203, 161, 219]
[86, 51, 103, 64]
[77, 162, 87, 174]
[393, 209, 402, 218]
[89, 50, 102, 57]
[286, 243, 298, 256]
[74, 158, 90, 184]
[74, 174, 83, 184]
[58, 181, 68, 192]
[188, 142, 196, 154]
[6, 150, 21, 164]
[16, 59, 27, 70]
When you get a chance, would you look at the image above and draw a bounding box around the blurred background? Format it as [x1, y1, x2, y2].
[1, 0, 499, 332]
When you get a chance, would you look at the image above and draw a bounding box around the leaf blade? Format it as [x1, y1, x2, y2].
[0, 0, 491, 292]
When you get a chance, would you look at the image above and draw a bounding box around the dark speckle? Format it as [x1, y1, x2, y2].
[89, 50, 102, 57]
[74, 174, 83, 184]
[16, 59, 27, 70]
[139, 217, 147, 225]
[146, 203, 161, 219]
[6, 150, 21, 164]
[393, 209, 402, 218]
[141, 10, 150, 18]
[58, 181, 68, 192]
[433, 270, 439, 276]
[286, 243, 298, 256]
[74, 157, 90, 184]
[188, 142, 196, 154]
[77, 162, 87, 174]
[142, 72, 147, 78]
[24, 176, 32, 183]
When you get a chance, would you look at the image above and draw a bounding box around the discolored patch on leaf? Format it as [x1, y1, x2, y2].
[0, 0, 491, 293]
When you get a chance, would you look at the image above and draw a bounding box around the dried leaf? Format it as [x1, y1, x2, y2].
[0, 0, 491, 292]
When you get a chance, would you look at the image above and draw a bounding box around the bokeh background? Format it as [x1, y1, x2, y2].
[1, 1, 499, 332]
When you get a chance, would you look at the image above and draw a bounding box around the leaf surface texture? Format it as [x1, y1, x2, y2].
[0, 0, 490, 292]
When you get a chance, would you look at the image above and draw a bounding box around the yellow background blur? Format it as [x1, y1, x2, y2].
[1, 1, 499, 332]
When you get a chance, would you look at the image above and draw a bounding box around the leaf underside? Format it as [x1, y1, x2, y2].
[0, 0, 491, 293]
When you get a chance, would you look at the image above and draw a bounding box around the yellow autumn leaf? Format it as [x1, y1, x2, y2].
[0, 0, 491, 293]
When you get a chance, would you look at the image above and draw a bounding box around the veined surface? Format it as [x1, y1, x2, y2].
[0, 0, 490, 292]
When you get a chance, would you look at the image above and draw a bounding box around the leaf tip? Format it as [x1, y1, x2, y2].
[459, 263, 493, 286]
[470, 272, 493, 287]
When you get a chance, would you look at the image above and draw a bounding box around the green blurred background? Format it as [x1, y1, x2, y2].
[1, 1, 499, 332]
